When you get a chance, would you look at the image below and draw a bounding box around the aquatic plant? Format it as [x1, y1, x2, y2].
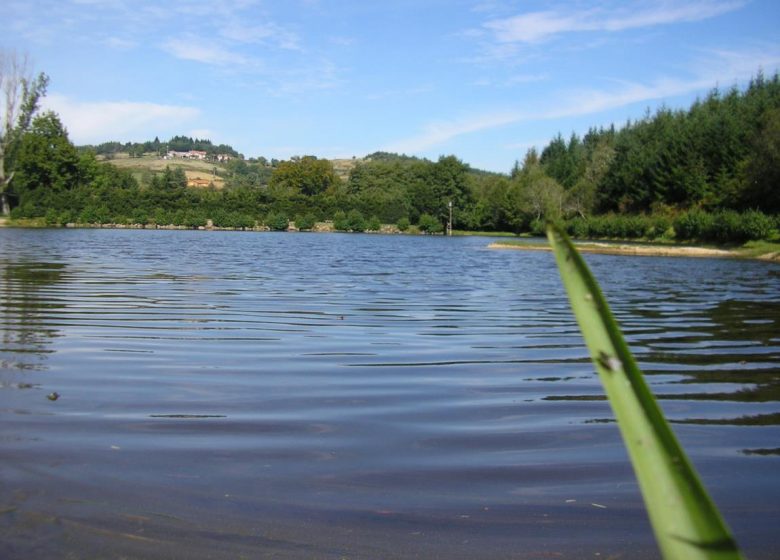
[546, 222, 743, 560]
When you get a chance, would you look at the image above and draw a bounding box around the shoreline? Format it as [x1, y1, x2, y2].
[3, 219, 778, 261]
[488, 240, 780, 262]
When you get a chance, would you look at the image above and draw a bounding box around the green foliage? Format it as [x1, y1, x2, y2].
[11, 112, 80, 196]
[674, 209, 775, 243]
[264, 212, 289, 231]
[547, 223, 742, 560]
[366, 215, 381, 231]
[332, 210, 348, 231]
[345, 209, 366, 232]
[417, 213, 443, 234]
[9, 69, 778, 241]
[82, 136, 241, 159]
[294, 213, 316, 231]
[1, 63, 50, 214]
[596, 73, 780, 214]
[269, 156, 339, 197]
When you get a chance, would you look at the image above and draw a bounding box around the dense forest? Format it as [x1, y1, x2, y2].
[3, 71, 779, 243]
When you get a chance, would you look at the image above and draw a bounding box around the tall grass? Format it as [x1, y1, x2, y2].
[547, 222, 743, 560]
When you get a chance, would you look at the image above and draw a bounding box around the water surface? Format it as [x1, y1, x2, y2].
[1, 229, 779, 559]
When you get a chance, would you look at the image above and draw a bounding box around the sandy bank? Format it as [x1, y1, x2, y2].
[488, 241, 779, 261]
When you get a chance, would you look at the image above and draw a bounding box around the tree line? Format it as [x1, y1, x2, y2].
[2, 51, 778, 243]
[80, 136, 241, 159]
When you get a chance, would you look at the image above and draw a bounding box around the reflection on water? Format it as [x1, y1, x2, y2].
[0, 228, 779, 559]
[0, 260, 66, 373]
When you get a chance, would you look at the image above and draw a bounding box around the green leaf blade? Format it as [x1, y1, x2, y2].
[546, 223, 742, 560]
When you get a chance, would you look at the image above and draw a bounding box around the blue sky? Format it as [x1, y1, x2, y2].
[5, 0, 780, 172]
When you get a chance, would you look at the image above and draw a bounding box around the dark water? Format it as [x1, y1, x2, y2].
[1, 228, 779, 559]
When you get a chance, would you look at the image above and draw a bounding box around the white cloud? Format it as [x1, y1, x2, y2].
[43, 94, 200, 144]
[162, 36, 247, 65]
[484, 1, 746, 44]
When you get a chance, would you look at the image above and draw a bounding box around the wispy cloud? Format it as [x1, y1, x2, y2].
[382, 111, 524, 154]
[218, 20, 302, 51]
[484, 1, 745, 44]
[43, 94, 200, 144]
[162, 36, 249, 66]
[382, 46, 779, 154]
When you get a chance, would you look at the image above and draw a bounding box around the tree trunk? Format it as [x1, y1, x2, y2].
[0, 192, 9, 216]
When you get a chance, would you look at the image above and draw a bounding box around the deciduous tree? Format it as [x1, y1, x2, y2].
[0, 51, 48, 215]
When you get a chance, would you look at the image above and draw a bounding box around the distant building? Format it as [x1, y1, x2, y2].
[166, 150, 208, 160]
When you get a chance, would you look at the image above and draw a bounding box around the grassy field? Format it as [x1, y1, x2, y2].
[100, 153, 227, 188]
[103, 153, 363, 187]
[331, 158, 361, 180]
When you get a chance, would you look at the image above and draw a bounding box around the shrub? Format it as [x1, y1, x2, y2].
[131, 209, 149, 225]
[264, 212, 289, 231]
[333, 210, 348, 231]
[566, 217, 589, 239]
[709, 210, 741, 243]
[647, 215, 672, 240]
[366, 215, 381, 231]
[79, 205, 111, 224]
[44, 208, 62, 226]
[529, 218, 546, 236]
[673, 210, 773, 243]
[397, 217, 410, 232]
[735, 210, 774, 242]
[295, 213, 316, 231]
[417, 213, 442, 234]
[673, 210, 714, 240]
[346, 209, 366, 232]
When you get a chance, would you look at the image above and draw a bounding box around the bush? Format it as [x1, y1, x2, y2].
[264, 212, 289, 231]
[346, 209, 366, 232]
[333, 210, 348, 231]
[79, 205, 111, 224]
[131, 209, 149, 225]
[417, 213, 442, 234]
[673, 209, 773, 243]
[295, 213, 316, 231]
[735, 210, 774, 242]
[673, 210, 714, 240]
[366, 215, 381, 231]
[397, 217, 410, 232]
[647, 215, 673, 240]
[709, 210, 741, 243]
[45, 208, 62, 226]
[567, 217, 589, 239]
[529, 218, 546, 236]
[152, 208, 172, 226]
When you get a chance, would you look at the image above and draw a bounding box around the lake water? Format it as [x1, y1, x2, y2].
[1, 228, 779, 559]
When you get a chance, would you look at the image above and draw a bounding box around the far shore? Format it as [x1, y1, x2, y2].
[489, 240, 780, 262]
[3, 217, 778, 262]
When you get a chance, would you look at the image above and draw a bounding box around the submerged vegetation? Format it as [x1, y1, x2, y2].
[2, 54, 779, 244]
